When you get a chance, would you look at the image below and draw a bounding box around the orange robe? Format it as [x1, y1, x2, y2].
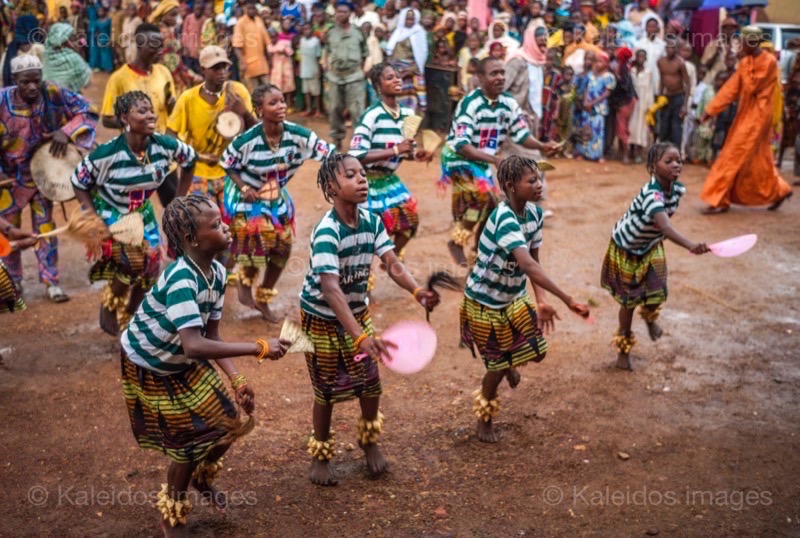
[700, 51, 792, 208]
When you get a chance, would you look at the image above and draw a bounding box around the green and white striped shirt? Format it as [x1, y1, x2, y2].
[348, 102, 415, 172]
[612, 177, 686, 256]
[300, 208, 394, 320]
[221, 120, 332, 190]
[121, 258, 227, 374]
[71, 133, 196, 212]
[465, 202, 544, 309]
[444, 89, 530, 172]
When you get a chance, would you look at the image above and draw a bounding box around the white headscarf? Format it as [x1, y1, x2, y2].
[386, 7, 428, 73]
[479, 20, 520, 59]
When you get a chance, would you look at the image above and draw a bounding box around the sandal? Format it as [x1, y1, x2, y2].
[47, 285, 70, 303]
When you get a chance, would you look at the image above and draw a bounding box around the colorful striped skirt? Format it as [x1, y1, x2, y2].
[364, 171, 419, 238]
[301, 309, 382, 405]
[0, 261, 25, 314]
[121, 354, 239, 464]
[440, 147, 498, 224]
[190, 175, 226, 211]
[459, 294, 548, 372]
[90, 198, 161, 288]
[89, 240, 161, 288]
[600, 239, 668, 308]
[229, 213, 292, 269]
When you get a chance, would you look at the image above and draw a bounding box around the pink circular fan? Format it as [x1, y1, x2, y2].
[709, 234, 757, 258]
[354, 320, 438, 375]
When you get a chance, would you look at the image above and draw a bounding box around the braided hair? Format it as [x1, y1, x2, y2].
[646, 142, 679, 176]
[162, 195, 214, 257]
[252, 83, 284, 113]
[317, 153, 358, 204]
[113, 91, 151, 129]
[497, 155, 539, 197]
[369, 61, 396, 95]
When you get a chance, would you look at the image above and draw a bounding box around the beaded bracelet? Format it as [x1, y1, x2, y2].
[231, 373, 248, 390]
[255, 338, 269, 362]
[353, 332, 368, 349]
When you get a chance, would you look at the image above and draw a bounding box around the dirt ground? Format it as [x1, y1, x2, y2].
[1, 74, 799, 537]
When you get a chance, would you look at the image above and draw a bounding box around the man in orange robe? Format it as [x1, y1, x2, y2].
[700, 26, 793, 213]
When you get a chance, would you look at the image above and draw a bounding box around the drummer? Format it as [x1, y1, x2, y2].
[166, 45, 256, 269]
[0, 55, 98, 304]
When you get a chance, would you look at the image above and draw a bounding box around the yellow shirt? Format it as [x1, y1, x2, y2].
[167, 82, 253, 179]
[214, 0, 224, 14]
[101, 64, 176, 133]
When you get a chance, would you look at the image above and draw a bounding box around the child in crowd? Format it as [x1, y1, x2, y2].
[556, 65, 575, 156]
[458, 32, 481, 92]
[685, 64, 708, 163]
[268, 17, 296, 114]
[432, 37, 457, 67]
[465, 57, 481, 92]
[0, 216, 36, 316]
[576, 52, 615, 162]
[488, 41, 506, 61]
[299, 154, 440, 485]
[120, 195, 289, 536]
[460, 156, 589, 443]
[298, 22, 322, 117]
[601, 142, 709, 371]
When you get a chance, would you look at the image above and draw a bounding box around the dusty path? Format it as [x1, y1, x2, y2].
[1, 74, 799, 536]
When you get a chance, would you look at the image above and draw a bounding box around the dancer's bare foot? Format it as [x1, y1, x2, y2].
[99, 305, 119, 336]
[447, 240, 468, 267]
[309, 459, 337, 486]
[646, 321, 663, 341]
[237, 281, 256, 309]
[254, 301, 280, 323]
[476, 418, 498, 443]
[191, 479, 227, 512]
[362, 443, 388, 477]
[300, 110, 312, 117]
[615, 352, 632, 371]
[505, 367, 521, 389]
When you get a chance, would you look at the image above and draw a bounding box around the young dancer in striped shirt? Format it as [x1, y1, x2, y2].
[121, 195, 289, 536]
[601, 142, 709, 370]
[299, 154, 440, 486]
[460, 156, 589, 443]
[71, 91, 197, 336]
[349, 62, 434, 261]
[221, 83, 333, 321]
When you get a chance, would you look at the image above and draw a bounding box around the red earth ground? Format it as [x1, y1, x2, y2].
[1, 74, 799, 536]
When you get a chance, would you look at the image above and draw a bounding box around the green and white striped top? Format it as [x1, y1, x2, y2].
[121, 258, 227, 374]
[221, 120, 332, 190]
[300, 207, 394, 320]
[348, 102, 415, 173]
[465, 201, 544, 309]
[71, 133, 196, 212]
[611, 177, 686, 256]
[444, 89, 530, 171]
